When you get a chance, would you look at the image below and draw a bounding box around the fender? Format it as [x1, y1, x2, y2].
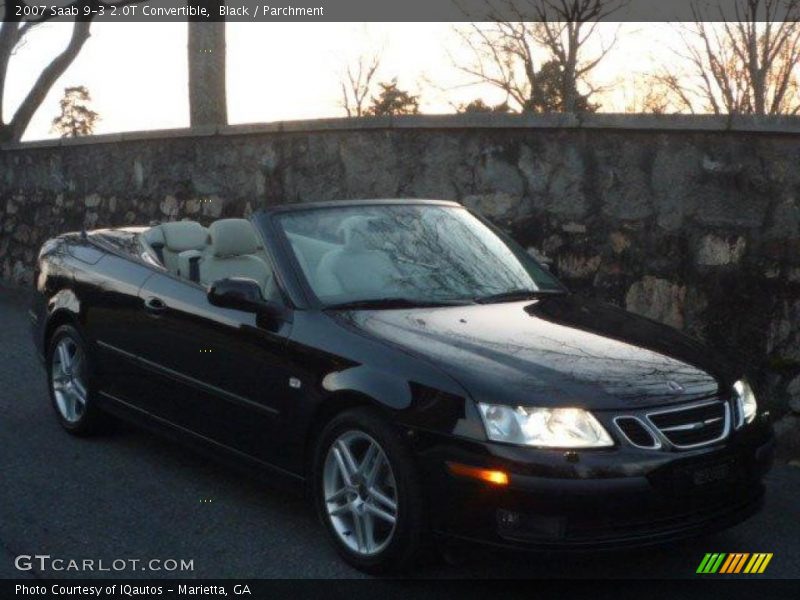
[290, 310, 482, 451]
[322, 364, 414, 411]
[318, 363, 485, 442]
[47, 288, 81, 321]
[42, 289, 82, 346]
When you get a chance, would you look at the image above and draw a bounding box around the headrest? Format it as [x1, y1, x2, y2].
[209, 219, 260, 257]
[142, 227, 165, 246]
[160, 221, 208, 252]
[338, 216, 381, 251]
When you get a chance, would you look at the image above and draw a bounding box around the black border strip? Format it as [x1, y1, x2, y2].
[3, 0, 799, 23]
[2, 579, 798, 599]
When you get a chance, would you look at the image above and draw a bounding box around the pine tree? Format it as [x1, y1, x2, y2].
[366, 79, 420, 116]
[51, 86, 99, 138]
[458, 99, 511, 113]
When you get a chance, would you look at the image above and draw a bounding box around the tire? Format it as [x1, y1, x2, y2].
[312, 407, 425, 574]
[46, 324, 106, 436]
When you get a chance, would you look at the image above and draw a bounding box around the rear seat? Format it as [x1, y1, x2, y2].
[142, 221, 208, 276]
[140, 227, 166, 264]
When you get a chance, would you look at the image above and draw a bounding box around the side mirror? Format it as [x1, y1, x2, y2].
[208, 277, 283, 319]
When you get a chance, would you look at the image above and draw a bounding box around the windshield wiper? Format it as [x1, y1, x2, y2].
[474, 288, 566, 304]
[325, 297, 470, 310]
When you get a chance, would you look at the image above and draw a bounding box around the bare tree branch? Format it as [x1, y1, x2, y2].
[339, 52, 381, 117]
[659, 0, 800, 115]
[0, 0, 146, 141]
[452, 0, 626, 113]
[5, 18, 91, 141]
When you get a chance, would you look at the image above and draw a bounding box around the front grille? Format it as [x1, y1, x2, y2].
[614, 417, 659, 449]
[647, 401, 729, 449]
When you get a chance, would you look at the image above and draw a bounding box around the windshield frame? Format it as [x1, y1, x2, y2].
[268, 201, 568, 310]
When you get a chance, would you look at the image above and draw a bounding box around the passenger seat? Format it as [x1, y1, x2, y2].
[198, 219, 271, 292]
[315, 216, 401, 297]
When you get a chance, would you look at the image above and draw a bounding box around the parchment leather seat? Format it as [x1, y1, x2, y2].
[314, 216, 401, 298]
[143, 221, 208, 276]
[198, 219, 272, 293]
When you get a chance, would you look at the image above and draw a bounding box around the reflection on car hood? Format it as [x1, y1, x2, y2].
[337, 295, 733, 410]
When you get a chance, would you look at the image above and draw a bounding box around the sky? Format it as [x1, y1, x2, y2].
[6, 22, 677, 141]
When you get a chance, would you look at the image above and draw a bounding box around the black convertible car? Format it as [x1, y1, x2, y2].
[31, 199, 773, 573]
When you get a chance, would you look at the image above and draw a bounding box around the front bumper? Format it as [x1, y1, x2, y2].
[414, 417, 774, 550]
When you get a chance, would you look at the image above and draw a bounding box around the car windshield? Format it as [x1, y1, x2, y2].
[276, 203, 564, 307]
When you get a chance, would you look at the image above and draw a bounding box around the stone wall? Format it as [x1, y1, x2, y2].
[1, 113, 799, 427]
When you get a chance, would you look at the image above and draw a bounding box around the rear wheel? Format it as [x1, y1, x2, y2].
[313, 408, 424, 574]
[46, 324, 105, 436]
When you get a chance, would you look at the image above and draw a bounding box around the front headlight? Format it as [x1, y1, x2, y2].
[477, 403, 613, 448]
[733, 379, 758, 427]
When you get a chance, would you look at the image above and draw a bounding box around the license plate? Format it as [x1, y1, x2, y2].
[689, 460, 733, 486]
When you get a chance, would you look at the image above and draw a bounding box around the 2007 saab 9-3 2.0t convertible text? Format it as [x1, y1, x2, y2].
[30, 199, 774, 573]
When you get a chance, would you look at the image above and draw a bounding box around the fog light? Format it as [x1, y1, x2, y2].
[496, 510, 566, 540]
[497, 509, 521, 528]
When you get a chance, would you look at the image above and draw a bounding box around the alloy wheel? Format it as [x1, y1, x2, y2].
[322, 430, 399, 556]
[51, 337, 88, 423]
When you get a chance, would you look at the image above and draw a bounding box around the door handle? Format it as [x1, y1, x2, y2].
[143, 296, 167, 314]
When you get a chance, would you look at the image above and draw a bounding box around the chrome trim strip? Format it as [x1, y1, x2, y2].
[645, 399, 730, 449]
[612, 416, 661, 450]
[660, 416, 723, 432]
[96, 340, 279, 417]
[733, 396, 745, 430]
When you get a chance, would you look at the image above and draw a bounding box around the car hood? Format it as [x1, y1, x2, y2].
[335, 295, 735, 410]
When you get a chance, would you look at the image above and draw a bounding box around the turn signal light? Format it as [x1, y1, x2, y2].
[446, 462, 509, 486]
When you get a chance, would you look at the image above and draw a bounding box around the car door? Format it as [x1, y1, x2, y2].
[76, 249, 169, 417]
[133, 272, 294, 466]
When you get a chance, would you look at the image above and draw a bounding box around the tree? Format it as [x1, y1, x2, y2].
[657, 0, 800, 115]
[188, 12, 227, 127]
[453, 0, 624, 113]
[530, 0, 623, 112]
[458, 98, 511, 113]
[622, 75, 672, 114]
[528, 59, 596, 112]
[366, 79, 420, 116]
[51, 86, 99, 137]
[339, 53, 381, 117]
[0, 1, 141, 142]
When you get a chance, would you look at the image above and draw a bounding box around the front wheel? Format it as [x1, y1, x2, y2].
[46, 324, 106, 436]
[312, 408, 425, 574]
